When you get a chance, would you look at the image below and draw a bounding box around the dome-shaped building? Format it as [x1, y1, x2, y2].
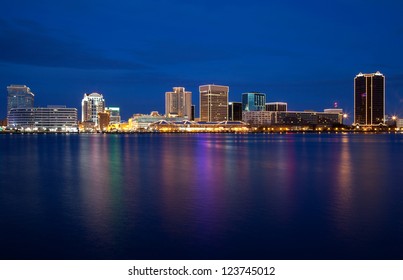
[81, 92, 105, 125]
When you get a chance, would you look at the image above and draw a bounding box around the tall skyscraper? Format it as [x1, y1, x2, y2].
[354, 71, 385, 126]
[242, 92, 266, 111]
[81, 93, 105, 125]
[199, 85, 229, 122]
[7, 85, 34, 115]
[165, 87, 192, 118]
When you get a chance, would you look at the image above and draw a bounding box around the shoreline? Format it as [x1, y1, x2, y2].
[0, 130, 401, 135]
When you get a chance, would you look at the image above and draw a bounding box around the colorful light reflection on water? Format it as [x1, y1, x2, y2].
[0, 133, 402, 259]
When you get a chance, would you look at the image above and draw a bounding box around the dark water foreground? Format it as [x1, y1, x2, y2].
[0, 133, 402, 259]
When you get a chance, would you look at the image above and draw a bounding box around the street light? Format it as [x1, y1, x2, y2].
[342, 113, 348, 126]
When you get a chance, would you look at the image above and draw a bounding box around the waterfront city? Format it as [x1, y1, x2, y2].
[2, 4, 403, 279]
[1, 71, 401, 134]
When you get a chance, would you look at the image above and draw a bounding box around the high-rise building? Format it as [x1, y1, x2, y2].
[81, 93, 105, 125]
[266, 102, 287, 112]
[354, 71, 385, 126]
[242, 92, 266, 111]
[228, 102, 242, 121]
[7, 85, 34, 115]
[165, 87, 192, 118]
[199, 85, 229, 122]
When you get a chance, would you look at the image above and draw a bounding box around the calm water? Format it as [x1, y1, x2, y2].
[0, 133, 402, 259]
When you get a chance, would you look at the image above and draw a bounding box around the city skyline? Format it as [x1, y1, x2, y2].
[1, 71, 400, 123]
[1, 1, 402, 120]
[1, 73, 394, 125]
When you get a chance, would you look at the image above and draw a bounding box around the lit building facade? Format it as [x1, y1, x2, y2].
[98, 112, 110, 132]
[199, 85, 229, 122]
[272, 111, 342, 126]
[128, 111, 183, 131]
[105, 107, 121, 124]
[243, 110, 342, 127]
[165, 87, 192, 118]
[324, 108, 343, 124]
[7, 85, 34, 116]
[242, 111, 272, 126]
[354, 71, 385, 126]
[396, 119, 403, 130]
[7, 106, 78, 131]
[266, 102, 287, 112]
[228, 102, 243, 121]
[148, 120, 249, 133]
[81, 93, 105, 125]
[242, 92, 266, 111]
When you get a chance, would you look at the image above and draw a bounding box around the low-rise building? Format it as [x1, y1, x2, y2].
[7, 106, 78, 132]
[242, 111, 272, 126]
[272, 111, 342, 127]
[266, 102, 287, 112]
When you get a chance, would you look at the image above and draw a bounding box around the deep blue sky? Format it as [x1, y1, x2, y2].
[1, 0, 403, 121]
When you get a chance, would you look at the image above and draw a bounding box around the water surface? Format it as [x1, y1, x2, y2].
[0, 133, 402, 259]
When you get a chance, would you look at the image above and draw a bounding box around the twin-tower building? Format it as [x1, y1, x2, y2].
[354, 71, 385, 126]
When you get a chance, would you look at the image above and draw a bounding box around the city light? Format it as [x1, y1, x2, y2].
[1, 72, 399, 134]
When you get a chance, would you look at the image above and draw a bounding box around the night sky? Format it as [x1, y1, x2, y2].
[1, 0, 403, 121]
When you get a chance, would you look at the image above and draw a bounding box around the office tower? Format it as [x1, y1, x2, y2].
[242, 92, 266, 111]
[81, 93, 105, 125]
[354, 71, 385, 126]
[165, 87, 192, 118]
[105, 107, 121, 124]
[7, 85, 34, 115]
[266, 102, 287, 112]
[199, 84, 229, 122]
[228, 102, 242, 121]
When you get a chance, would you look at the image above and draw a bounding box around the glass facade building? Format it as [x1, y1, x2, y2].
[199, 85, 229, 122]
[7, 85, 34, 116]
[354, 71, 385, 126]
[191, 105, 195, 121]
[228, 102, 243, 121]
[242, 92, 266, 112]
